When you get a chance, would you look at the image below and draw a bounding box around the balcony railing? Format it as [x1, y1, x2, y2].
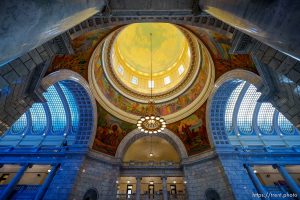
[121, 161, 181, 168]
[116, 194, 187, 200]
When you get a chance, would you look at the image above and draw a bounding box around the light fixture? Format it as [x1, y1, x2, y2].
[136, 33, 166, 133]
[127, 180, 130, 184]
[149, 136, 153, 157]
[254, 170, 257, 173]
[173, 181, 176, 184]
[150, 181, 154, 185]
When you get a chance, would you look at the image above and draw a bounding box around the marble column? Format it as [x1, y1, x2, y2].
[0, 0, 107, 65]
[275, 164, 300, 197]
[162, 177, 168, 200]
[0, 163, 29, 200]
[244, 164, 269, 200]
[135, 177, 141, 200]
[34, 164, 60, 200]
[199, 0, 300, 60]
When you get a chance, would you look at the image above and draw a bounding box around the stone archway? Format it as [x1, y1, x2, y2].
[115, 128, 188, 160]
[205, 69, 262, 148]
[42, 69, 98, 148]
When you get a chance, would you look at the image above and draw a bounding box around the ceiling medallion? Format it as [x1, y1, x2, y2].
[136, 33, 166, 134]
[137, 101, 166, 134]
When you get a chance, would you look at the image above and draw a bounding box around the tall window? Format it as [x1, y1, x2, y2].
[43, 85, 67, 134]
[257, 103, 275, 134]
[237, 85, 261, 134]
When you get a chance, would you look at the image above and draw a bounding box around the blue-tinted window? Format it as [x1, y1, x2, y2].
[278, 112, 294, 134]
[29, 103, 47, 134]
[225, 81, 245, 133]
[43, 85, 67, 134]
[59, 83, 79, 132]
[237, 85, 261, 134]
[11, 113, 27, 134]
[257, 103, 275, 134]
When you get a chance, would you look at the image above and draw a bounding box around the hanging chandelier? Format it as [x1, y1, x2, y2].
[136, 33, 166, 134]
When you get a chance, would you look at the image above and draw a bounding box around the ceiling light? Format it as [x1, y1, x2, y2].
[136, 33, 166, 134]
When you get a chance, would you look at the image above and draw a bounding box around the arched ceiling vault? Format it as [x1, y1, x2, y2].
[115, 128, 188, 160]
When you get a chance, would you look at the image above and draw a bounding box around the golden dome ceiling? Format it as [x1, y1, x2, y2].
[114, 23, 187, 74]
[110, 23, 192, 97]
[89, 23, 215, 124]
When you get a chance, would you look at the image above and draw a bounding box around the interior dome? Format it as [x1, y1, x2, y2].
[110, 23, 192, 97]
[115, 23, 187, 74]
[89, 23, 215, 123]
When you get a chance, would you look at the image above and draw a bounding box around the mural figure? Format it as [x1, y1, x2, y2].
[93, 105, 135, 156]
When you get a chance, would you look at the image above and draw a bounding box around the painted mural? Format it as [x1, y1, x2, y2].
[46, 28, 113, 79]
[93, 105, 136, 156]
[46, 24, 258, 156]
[167, 102, 210, 155]
[93, 45, 210, 116]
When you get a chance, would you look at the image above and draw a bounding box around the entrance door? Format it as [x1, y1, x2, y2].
[127, 185, 133, 199]
[170, 184, 177, 194]
[148, 184, 154, 199]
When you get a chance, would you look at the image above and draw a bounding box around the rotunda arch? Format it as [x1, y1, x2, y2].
[0, 69, 97, 148]
[206, 69, 300, 148]
[206, 69, 262, 147]
[115, 128, 188, 160]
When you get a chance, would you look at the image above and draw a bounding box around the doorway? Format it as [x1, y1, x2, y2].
[148, 184, 154, 199]
[170, 184, 177, 194]
[127, 185, 133, 199]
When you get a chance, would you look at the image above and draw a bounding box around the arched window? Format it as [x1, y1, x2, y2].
[59, 82, 79, 133]
[11, 113, 27, 134]
[30, 103, 47, 134]
[257, 103, 275, 134]
[0, 77, 95, 148]
[278, 112, 294, 135]
[237, 84, 261, 135]
[225, 81, 245, 134]
[43, 85, 67, 134]
[210, 77, 300, 147]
